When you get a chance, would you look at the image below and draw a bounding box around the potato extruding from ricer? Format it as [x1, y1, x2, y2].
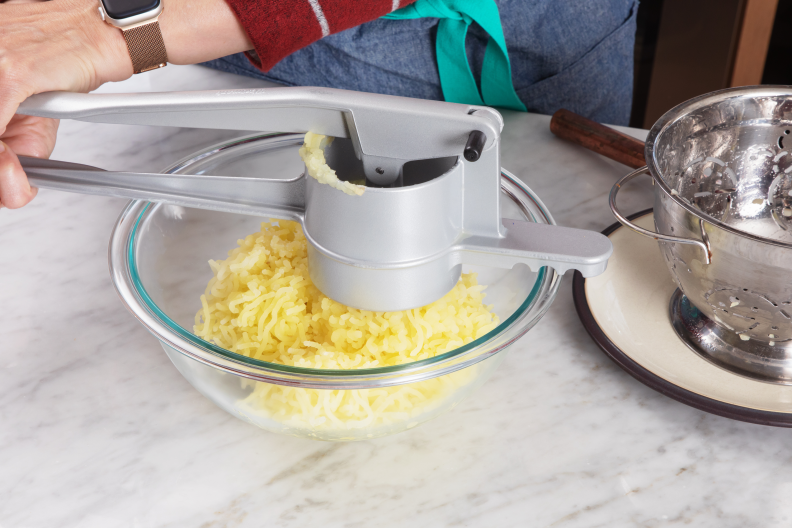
[17, 87, 612, 311]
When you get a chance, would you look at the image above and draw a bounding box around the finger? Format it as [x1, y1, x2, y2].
[1, 115, 59, 158]
[0, 68, 30, 139]
[0, 140, 37, 209]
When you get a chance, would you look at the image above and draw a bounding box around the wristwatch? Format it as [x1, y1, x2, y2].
[98, 0, 168, 74]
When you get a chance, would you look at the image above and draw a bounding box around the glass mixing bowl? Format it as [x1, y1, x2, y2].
[108, 133, 560, 441]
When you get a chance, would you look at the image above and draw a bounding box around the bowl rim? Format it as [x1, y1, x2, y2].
[108, 133, 560, 388]
[646, 85, 792, 249]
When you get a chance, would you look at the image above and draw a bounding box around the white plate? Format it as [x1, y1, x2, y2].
[574, 210, 792, 426]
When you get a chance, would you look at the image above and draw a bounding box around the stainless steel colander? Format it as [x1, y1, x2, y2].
[610, 87, 792, 384]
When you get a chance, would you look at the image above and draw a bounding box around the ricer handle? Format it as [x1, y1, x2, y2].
[19, 155, 306, 220]
[16, 87, 503, 185]
[457, 219, 613, 278]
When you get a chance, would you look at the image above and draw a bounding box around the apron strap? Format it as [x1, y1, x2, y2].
[384, 0, 526, 111]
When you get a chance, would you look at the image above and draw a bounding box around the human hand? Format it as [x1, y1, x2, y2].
[0, 0, 132, 208]
[0, 0, 57, 208]
[0, 0, 252, 209]
[0, 116, 60, 208]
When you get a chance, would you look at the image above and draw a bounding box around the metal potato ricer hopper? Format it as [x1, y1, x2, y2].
[17, 87, 612, 311]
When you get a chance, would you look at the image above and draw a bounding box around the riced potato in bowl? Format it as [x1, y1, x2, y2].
[193, 219, 499, 434]
[109, 133, 559, 441]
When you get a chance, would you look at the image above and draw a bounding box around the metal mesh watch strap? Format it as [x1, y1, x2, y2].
[122, 21, 168, 74]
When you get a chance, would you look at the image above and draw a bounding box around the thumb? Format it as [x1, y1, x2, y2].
[0, 141, 38, 209]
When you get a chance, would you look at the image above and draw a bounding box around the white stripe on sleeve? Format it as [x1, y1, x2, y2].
[307, 0, 331, 37]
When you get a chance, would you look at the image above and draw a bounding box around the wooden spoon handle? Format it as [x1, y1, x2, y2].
[549, 109, 646, 169]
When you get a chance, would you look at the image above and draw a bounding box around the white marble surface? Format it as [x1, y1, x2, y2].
[2, 65, 790, 528]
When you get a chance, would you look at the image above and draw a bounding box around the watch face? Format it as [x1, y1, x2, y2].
[102, 0, 160, 20]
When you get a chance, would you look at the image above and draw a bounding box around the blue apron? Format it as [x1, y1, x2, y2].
[202, 1, 638, 126]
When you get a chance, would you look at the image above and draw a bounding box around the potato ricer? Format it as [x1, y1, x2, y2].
[17, 87, 612, 311]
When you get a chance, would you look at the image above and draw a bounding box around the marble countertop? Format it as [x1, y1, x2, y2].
[2, 66, 788, 528]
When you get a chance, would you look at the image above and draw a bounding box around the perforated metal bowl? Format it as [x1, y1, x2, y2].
[611, 86, 792, 385]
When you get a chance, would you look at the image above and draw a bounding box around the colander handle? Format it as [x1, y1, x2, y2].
[610, 167, 712, 265]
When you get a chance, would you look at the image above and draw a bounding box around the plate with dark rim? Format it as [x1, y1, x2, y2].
[573, 209, 792, 427]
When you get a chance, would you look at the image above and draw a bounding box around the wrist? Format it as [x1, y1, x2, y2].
[69, 0, 134, 83]
[156, 0, 252, 65]
[60, 0, 252, 85]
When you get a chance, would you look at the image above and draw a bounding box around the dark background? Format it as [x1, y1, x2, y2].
[631, 0, 789, 128]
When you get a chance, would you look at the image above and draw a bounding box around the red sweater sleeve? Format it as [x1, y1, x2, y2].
[225, 0, 418, 72]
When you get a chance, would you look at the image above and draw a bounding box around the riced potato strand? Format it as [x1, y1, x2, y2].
[193, 220, 499, 432]
[299, 132, 366, 196]
[194, 220, 499, 369]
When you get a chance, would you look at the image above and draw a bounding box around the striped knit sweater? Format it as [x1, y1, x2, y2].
[226, 0, 418, 72]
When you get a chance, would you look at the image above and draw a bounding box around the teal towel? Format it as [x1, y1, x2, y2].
[384, 0, 526, 111]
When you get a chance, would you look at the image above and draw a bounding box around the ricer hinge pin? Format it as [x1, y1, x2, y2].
[464, 130, 487, 162]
